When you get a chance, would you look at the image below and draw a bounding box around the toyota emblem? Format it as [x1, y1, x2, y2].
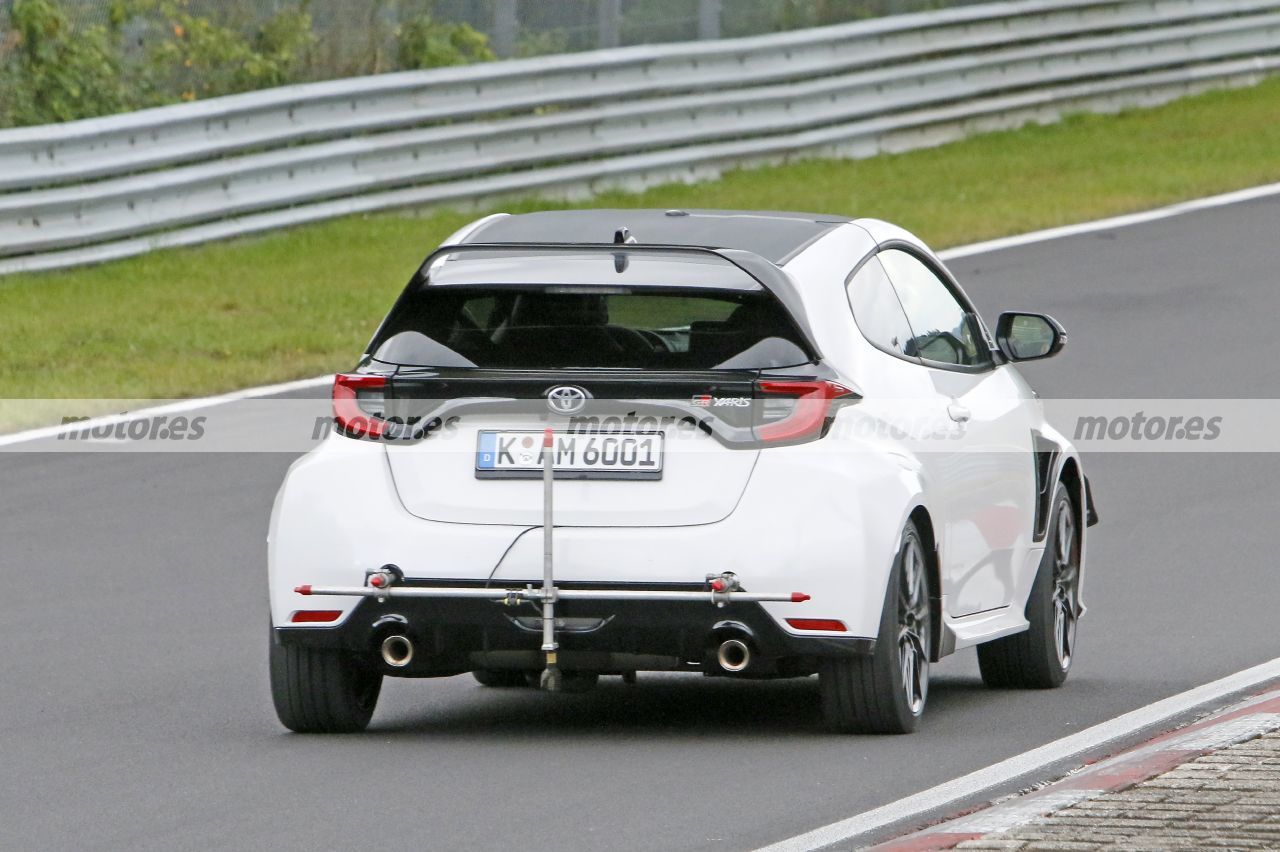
[545, 385, 589, 415]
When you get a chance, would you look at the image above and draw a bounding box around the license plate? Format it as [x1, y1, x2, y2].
[475, 431, 664, 480]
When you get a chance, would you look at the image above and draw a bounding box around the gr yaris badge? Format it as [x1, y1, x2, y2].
[545, 385, 589, 415]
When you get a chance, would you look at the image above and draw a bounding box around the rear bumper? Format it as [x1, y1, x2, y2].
[270, 433, 923, 642]
[277, 580, 875, 677]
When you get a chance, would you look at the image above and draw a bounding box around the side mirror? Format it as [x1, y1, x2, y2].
[995, 312, 1066, 361]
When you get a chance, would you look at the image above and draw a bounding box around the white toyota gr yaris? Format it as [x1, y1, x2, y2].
[269, 209, 1097, 734]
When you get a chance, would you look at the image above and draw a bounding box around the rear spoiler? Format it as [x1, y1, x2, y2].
[372, 241, 824, 362]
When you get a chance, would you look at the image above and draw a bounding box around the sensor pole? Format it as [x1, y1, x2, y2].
[539, 428, 562, 692]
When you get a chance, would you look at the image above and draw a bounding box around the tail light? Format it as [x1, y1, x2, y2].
[333, 374, 390, 439]
[754, 379, 858, 444]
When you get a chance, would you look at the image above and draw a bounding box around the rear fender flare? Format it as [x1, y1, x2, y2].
[1031, 424, 1091, 616]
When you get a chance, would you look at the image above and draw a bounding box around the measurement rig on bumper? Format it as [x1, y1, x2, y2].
[289, 430, 833, 689]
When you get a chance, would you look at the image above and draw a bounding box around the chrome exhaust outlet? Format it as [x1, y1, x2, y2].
[381, 634, 414, 668]
[716, 638, 751, 673]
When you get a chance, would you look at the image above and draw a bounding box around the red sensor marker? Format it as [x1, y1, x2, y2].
[369, 574, 386, 588]
[710, 579, 727, 592]
[791, 592, 811, 603]
[294, 585, 312, 596]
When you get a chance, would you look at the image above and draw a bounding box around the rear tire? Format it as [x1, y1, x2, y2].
[472, 669, 530, 688]
[977, 485, 1079, 689]
[820, 521, 931, 734]
[269, 638, 382, 733]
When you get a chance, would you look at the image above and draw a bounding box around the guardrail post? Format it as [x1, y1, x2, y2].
[698, 0, 721, 40]
[492, 0, 518, 59]
[598, 0, 621, 48]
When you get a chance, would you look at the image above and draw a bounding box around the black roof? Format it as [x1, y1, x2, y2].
[464, 209, 849, 265]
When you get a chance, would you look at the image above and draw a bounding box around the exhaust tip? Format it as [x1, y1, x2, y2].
[381, 634, 414, 668]
[717, 638, 750, 673]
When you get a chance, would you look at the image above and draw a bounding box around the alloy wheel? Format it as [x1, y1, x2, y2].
[897, 535, 930, 715]
[1051, 501, 1079, 672]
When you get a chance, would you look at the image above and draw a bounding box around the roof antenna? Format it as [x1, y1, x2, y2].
[613, 226, 635, 273]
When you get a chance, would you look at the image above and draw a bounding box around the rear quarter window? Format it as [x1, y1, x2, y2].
[846, 255, 919, 362]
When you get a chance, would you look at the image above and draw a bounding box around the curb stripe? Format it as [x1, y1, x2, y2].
[868, 690, 1280, 851]
[756, 657, 1280, 851]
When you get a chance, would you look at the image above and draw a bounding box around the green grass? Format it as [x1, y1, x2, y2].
[3, 76, 1280, 404]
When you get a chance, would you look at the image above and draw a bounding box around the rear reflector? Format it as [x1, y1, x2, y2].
[332, 373, 390, 439]
[755, 380, 857, 444]
[786, 618, 847, 632]
[290, 610, 342, 624]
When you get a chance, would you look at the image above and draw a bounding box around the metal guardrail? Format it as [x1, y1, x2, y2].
[1, 0, 1277, 275]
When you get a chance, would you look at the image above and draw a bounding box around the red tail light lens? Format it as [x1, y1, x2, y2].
[290, 610, 343, 623]
[754, 380, 857, 443]
[333, 374, 390, 439]
[786, 618, 848, 632]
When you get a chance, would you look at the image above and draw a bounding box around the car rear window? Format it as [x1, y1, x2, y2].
[369, 286, 815, 371]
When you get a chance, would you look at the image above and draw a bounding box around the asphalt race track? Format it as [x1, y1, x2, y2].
[4, 193, 1280, 851]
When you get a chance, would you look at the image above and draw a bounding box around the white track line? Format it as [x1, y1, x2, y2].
[937, 180, 1280, 260]
[5, 178, 1280, 449]
[0, 375, 331, 448]
[756, 656, 1280, 852]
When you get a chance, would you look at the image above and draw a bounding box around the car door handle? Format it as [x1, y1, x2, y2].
[947, 403, 972, 423]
